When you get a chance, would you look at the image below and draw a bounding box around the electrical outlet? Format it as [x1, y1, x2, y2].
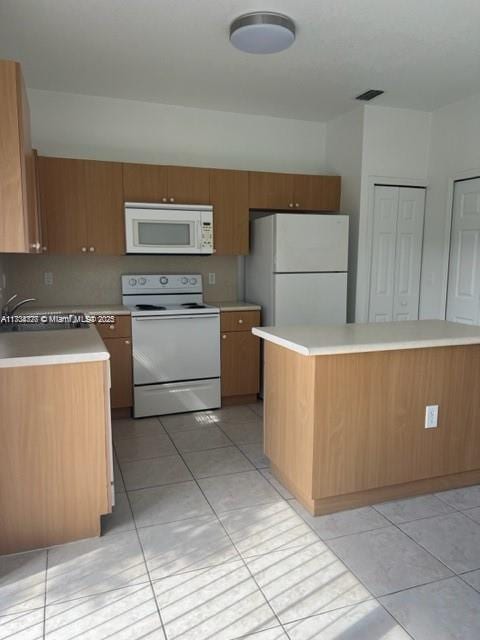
[425, 404, 439, 429]
[44, 272, 54, 286]
[208, 272, 216, 285]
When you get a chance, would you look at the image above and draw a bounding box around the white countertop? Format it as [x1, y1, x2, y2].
[252, 320, 480, 356]
[22, 304, 131, 316]
[215, 301, 262, 312]
[0, 324, 109, 368]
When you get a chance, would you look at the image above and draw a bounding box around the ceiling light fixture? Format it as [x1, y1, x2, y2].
[230, 12, 295, 54]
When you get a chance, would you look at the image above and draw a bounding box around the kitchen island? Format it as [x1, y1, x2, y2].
[253, 320, 480, 515]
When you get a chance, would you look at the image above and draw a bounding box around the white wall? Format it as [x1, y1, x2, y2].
[326, 106, 364, 321]
[355, 105, 432, 321]
[28, 89, 327, 172]
[420, 92, 480, 319]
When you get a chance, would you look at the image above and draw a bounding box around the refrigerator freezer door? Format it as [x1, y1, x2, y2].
[275, 214, 349, 272]
[274, 272, 347, 325]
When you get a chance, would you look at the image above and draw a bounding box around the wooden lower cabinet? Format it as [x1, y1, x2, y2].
[103, 337, 133, 409]
[99, 315, 133, 410]
[0, 360, 112, 554]
[221, 310, 260, 403]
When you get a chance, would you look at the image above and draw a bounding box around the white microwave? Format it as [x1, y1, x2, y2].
[125, 202, 214, 254]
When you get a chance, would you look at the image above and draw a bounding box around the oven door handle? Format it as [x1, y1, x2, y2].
[133, 314, 219, 321]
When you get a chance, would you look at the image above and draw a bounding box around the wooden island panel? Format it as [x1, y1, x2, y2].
[264, 341, 480, 515]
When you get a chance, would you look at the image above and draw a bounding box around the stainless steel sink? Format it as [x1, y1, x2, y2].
[0, 322, 89, 333]
[0, 313, 90, 333]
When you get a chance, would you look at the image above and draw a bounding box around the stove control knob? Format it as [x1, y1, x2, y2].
[181, 277, 189, 285]
[129, 278, 137, 286]
[190, 277, 197, 285]
[159, 276, 168, 285]
[138, 277, 147, 285]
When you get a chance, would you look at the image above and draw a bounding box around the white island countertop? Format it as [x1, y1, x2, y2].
[0, 324, 109, 368]
[252, 320, 480, 356]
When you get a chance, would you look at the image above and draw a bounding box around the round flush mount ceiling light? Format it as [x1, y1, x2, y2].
[230, 12, 295, 54]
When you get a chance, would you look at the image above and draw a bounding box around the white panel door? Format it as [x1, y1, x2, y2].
[368, 186, 425, 323]
[393, 188, 426, 320]
[274, 272, 347, 325]
[275, 214, 349, 272]
[446, 178, 480, 325]
[368, 187, 399, 322]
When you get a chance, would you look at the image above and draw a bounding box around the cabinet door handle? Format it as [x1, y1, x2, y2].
[125, 339, 130, 345]
[81, 247, 87, 252]
[30, 242, 41, 251]
[238, 318, 244, 324]
[295, 203, 300, 208]
[288, 203, 293, 208]
[109, 325, 115, 331]
[89, 246, 95, 252]
[162, 197, 167, 202]
[222, 334, 227, 339]
[169, 197, 175, 203]
[42, 246, 47, 252]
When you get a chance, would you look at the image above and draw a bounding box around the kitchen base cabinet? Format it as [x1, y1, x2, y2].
[97, 315, 133, 410]
[103, 338, 133, 409]
[221, 310, 260, 404]
[0, 360, 112, 555]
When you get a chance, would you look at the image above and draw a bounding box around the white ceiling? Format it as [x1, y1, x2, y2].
[1, 0, 480, 122]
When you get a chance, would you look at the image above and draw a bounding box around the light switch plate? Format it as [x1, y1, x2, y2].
[208, 272, 216, 285]
[44, 272, 54, 286]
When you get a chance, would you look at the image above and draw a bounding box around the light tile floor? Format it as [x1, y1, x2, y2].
[3, 402, 480, 639]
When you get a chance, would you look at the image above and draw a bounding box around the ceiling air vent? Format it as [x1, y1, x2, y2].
[356, 89, 384, 101]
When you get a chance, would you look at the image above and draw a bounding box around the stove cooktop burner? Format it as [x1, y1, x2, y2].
[135, 304, 167, 310]
[181, 303, 206, 309]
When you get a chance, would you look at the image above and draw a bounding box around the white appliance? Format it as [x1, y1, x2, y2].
[245, 214, 349, 326]
[122, 274, 220, 417]
[125, 203, 214, 254]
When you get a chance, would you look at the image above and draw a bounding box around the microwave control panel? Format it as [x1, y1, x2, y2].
[201, 221, 214, 249]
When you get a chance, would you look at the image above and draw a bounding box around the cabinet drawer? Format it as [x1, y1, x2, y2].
[96, 315, 131, 339]
[220, 311, 260, 332]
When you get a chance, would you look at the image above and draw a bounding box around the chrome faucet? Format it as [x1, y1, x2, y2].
[1, 294, 38, 316]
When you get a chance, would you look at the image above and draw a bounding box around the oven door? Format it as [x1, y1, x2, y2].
[131, 313, 220, 385]
[125, 206, 205, 254]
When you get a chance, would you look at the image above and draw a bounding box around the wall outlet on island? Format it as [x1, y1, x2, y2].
[208, 272, 216, 285]
[425, 404, 439, 429]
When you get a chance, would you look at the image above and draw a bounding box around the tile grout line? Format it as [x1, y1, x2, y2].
[42, 546, 49, 640]
[118, 452, 170, 640]
[156, 416, 292, 639]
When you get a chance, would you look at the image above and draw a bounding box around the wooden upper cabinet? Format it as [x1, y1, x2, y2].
[249, 170, 340, 212]
[122, 163, 168, 203]
[167, 166, 210, 204]
[0, 60, 40, 253]
[84, 161, 124, 254]
[293, 175, 341, 211]
[123, 163, 209, 204]
[249, 171, 295, 210]
[38, 157, 124, 255]
[38, 157, 88, 254]
[210, 169, 249, 255]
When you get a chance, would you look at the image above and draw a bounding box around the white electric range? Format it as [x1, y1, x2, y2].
[121, 274, 221, 418]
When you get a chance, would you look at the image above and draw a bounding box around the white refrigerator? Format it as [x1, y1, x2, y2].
[245, 214, 349, 326]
